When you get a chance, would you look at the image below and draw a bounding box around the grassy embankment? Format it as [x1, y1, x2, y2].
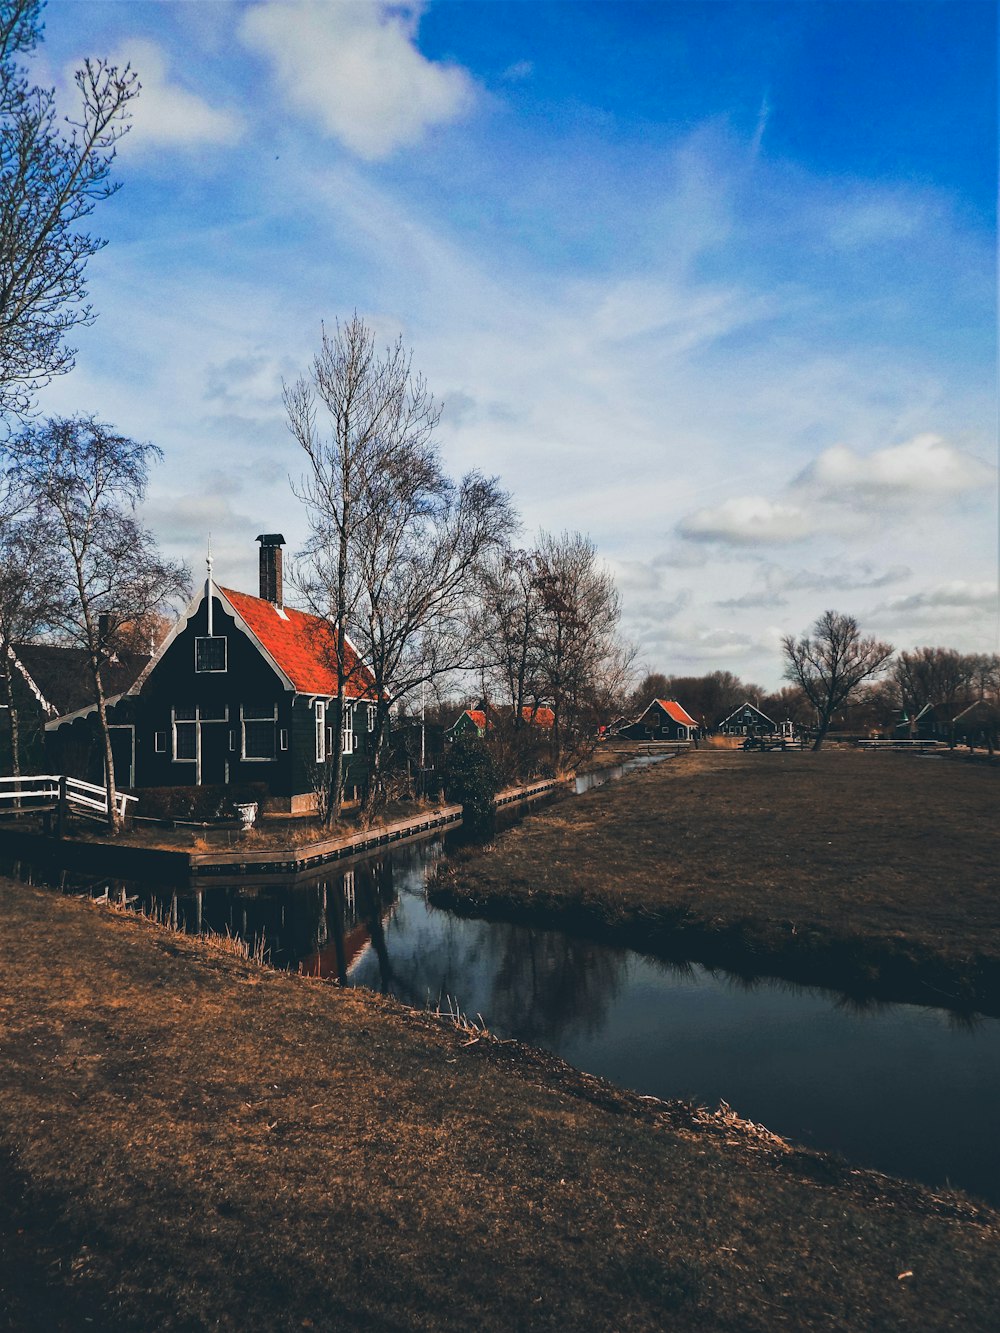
[1, 876, 999, 1331]
[434, 747, 1000, 1013]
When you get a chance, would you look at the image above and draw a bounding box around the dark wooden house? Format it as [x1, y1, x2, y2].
[2, 642, 149, 777]
[620, 698, 699, 741]
[718, 701, 777, 737]
[46, 536, 379, 812]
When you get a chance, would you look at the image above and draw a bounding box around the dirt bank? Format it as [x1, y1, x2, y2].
[1, 877, 998, 1330]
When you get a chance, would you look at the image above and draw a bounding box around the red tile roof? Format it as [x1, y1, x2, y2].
[466, 709, 487, 731]
[655, 699, 699, 727]
[219, 588, 376, 698]
[521, 704, 555, 727]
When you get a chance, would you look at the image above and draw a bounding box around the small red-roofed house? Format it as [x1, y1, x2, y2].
[444, 700, 556, 741]
[620, 698, 699, 741]
[46, 536, 379, 812]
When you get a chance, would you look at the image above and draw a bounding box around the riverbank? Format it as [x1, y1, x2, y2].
[432, 748, 1000, 1014]
[1, 878, 998, 1331]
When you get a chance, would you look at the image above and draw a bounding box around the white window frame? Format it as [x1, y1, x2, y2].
[154, 731, 166, 754]
[367, 703, 377, 732]
[342, 703, 354, 755]
[194, 635, 228, 673]
[172, 708, 197, 764]
[315, 700, 326, 764]
[241, 703, 278, 762]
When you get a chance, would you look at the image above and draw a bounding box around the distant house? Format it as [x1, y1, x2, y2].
[620, 699, 699, 741]
[718, 701, 776, 737]
[46, 535, 379, 812]
[445, 707, 489, 741]
[2, 642, 149, 777]
[444, 701, 555, 742]
[952, 699, 999, 748]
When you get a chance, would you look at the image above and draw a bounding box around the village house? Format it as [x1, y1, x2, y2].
[46, 536, 379, 812]
[717, 701, 777, 738]
[2, 639, 149, 778]
[444, 700, 556, 741]
[619, 699, 699, 742]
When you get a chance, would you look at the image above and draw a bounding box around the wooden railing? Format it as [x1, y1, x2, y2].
[0, 774, 137, 822]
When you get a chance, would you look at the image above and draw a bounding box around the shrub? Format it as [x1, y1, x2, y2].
[136, 783, 269, 822]
[441, 734, 500, 836]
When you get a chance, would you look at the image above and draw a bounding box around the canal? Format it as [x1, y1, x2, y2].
[97, 826, 1000, 1209]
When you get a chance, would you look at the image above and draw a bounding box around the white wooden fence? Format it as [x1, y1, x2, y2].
[0, 774, 137, 822]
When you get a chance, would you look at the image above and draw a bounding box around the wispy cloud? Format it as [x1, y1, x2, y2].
[104, 38, 244, 153]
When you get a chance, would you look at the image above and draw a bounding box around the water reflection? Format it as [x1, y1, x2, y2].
[11, 825, 1000, 1207]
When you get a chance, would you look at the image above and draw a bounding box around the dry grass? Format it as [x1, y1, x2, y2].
[435, 748, 1000, 1012]
[1, 876, 999, 1331]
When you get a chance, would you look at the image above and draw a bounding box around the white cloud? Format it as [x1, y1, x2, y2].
[677, 496, 812, 546]
[240, 0, 477, 160]
[105, 39, 244, 152]
[795, 433, 994, 499]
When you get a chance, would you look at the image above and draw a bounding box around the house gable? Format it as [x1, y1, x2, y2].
[719, 701, 776, 734]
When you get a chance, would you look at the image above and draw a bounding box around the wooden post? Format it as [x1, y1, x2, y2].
[56, 775, 67, 840]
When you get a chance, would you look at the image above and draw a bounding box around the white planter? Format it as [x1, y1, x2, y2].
[235, 801, 258, 830]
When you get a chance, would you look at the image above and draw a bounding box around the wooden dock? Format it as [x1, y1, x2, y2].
[188, 777, 569, 878]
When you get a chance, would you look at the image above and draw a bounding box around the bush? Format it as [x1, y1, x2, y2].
[136, 783, 269, 822]
[441, 734, 500, 836]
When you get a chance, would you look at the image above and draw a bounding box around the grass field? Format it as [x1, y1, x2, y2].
[1, 875, 999, 1331]
[434, 748, 1000, 1012]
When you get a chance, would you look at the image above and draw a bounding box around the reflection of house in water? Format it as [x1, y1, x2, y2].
[149, 858, 398, 983]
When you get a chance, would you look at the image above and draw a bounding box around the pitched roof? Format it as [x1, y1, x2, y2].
[13, 643, 149, 716]
[653, 698, 699, 727]
[520, 704, 555, 727]
[218, 588, 376, 698]
[719, 700, 775, 728]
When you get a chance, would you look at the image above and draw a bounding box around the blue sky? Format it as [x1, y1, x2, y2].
[29, 0, 998, 689]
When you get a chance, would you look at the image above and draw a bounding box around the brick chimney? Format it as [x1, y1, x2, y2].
[256, 533, 285, 606]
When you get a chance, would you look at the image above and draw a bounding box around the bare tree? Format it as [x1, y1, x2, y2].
[10, 415, 189, 828]
[532, 531, 627, 762]
[285, 315, 445, 824]
[782, 610, 893, 750]
[351, 465, 515, 821]
[893, 647, 979, 718]
[1, 0, 138, 424]
[0, 512, 69, 776]
[477, 546, 545, 723]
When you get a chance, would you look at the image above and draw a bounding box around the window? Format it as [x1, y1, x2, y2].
[280, 728, 289, 752]
[241, 704, 276, 761]
[367, 704, 376, 732]
[195, 636, 227, 673]
[342, 704, 354, 755]
[175, 704, 196, 722]
[173, 716, 196, 762]
[154, 731, 166, 754]
[315, 700, 326, 763]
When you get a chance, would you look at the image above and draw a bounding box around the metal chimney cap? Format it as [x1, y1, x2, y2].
[255, 533, 286, 546]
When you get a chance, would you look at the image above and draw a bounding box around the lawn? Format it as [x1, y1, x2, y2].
[434, 748, 1000, 1012]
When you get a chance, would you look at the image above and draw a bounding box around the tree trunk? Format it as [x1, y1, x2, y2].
[359, 702, 389, 827]
[2, 658, 21, 781]
[90, 654, 120, 832]
[325, 686, 346, 829]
